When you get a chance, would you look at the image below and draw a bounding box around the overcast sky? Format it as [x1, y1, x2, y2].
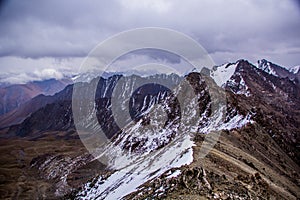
[0, 0, 299, 83]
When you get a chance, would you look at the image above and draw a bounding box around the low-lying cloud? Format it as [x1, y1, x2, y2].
[1, 68, 64, 84]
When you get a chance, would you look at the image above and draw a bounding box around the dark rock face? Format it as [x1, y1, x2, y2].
[129, 83, 172, 121]
[7, 74, 184, 139]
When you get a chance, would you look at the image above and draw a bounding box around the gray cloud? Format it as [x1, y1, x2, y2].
[0, 0, 299, 83]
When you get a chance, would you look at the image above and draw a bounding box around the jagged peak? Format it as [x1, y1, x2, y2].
[256, 59, 289, 74]
[256, 59, 277, 76]
[255, 59, 299, 81]
[236, 59, 248, 64]
[257, 59, 280, 67]
[209, 59, 251, 88]
[212, 59, 250, 71]
[257, 59, 271, 68]
[289, 65, 300, 74]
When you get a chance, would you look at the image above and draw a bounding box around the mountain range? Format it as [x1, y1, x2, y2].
[0, 59, 299, 199]
[0, 78, 71, 116]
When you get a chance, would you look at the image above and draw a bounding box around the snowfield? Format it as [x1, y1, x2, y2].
[210, 63, 238, 87]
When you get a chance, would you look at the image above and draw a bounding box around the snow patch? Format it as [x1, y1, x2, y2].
[219, 114, 253, 130]
[256, 59, 278, 77]
[199, 113, 253, 134]
[236, 76, 251, 97]
[210, 63, 238, 87]
[166, 170, 181, 179]
[226, 75, 251, 97]
[289, 65, 300, 74]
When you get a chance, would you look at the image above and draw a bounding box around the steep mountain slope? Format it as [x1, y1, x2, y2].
[0, 78, 71, 116]
[289, 65, 300, 74]
[0, 84, 73, 129]
[290, 65, 300, 83]
[125, 122, 299, 199]
[225, 60, 300, 164]
[256, 59, 300, 83]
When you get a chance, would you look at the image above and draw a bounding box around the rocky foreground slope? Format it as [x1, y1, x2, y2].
[0, 59, 299, 199]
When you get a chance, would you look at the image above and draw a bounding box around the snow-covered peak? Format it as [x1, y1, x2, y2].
[210, 62, 238, 87]
[289, 65, 300, 74]
[256, 59, 278, 76]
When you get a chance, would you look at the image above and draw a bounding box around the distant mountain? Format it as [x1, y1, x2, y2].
[0, 84, 73, 129]
[256, 59, 300, 83]
[0, 78, 71, 116]
[3, 74, 182, 135]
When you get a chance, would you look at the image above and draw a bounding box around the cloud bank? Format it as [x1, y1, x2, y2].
[0, 0, 299, 83]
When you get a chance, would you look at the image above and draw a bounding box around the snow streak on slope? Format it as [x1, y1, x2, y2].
[76, 134, 194, 200]
[219, 113, 253, 130]
[199, 112, 253, 134]
[290, 65, 300, 74]
[257, 59, 278, 76]
[226, 74, 251, 97]
[210, 63, 237, 87]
